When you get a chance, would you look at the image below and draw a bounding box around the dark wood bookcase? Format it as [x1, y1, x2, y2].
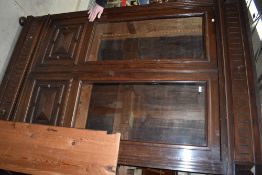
[0, 0, 261, 174]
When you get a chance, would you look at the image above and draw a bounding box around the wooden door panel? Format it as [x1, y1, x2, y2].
[26, 80, 68, 125]
[33, 17, 87, 67]
[81, 6, 217, 69]
[44, 24, 82, 62]
[15, 76, 73, 127]
[74, 73, 221, 174]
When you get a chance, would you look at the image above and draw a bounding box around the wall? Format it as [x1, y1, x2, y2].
[15, 0, 90, 16]
[0, 0, 91, 83]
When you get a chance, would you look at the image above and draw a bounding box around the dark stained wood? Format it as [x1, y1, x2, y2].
[221, 0, 262, 171]
[0, 0, 262, 174]
[117, 166, 177, 175]
[14, 74, 73, 127]
[0, 16, 46, 120]
[27, 80, 69, 125]
[142, 168, 176, 175]
[116, 77, 222, 174]
[239, 0, 262, 167]
[219, 0, 262, 174]
[216, 1, 235, 174]
[224, 2, 254, 162]
[84, 7, 216, 66]
[32, 16, 88, 67]
[0, 120, 120, 175]
[234, 163, 254, 175]
[74, 83, 93, 128]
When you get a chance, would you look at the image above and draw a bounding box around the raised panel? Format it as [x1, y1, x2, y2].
[35, 17, 86, 66]
[45, 24, 82, 61]
[26, 81, 67, 125]
[15, 76, 73, 127]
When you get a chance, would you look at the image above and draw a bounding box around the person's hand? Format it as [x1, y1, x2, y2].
[88, 3, 104, 22]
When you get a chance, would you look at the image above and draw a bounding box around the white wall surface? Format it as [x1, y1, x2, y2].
[0, 0, 25, 83]
[0, 0, 91, 83]
[15, 0, 90, 16]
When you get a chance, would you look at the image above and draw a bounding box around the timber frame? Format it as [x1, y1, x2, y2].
[0, 0, 261, 174]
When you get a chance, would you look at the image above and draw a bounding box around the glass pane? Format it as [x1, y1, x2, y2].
[89, 17, 204, 61]
[86, 82, 207, 146]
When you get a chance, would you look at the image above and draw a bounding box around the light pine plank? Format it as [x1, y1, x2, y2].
[0, 121, 120, 175]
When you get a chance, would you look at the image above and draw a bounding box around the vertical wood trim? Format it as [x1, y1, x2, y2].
[0, 16, 46, 120]
[223, 0, 262, 164]
[225, 2, 253, 162]
[238, 0, 262, 164]
[217, 0, 235, 173]
[74, 82, 93, 128]
[216, 0, 232, 173]
[63, 79, 81, 127]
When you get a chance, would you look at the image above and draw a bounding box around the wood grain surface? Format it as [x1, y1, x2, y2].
[0, 121, 120, 175]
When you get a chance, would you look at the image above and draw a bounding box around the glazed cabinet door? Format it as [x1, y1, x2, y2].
[2, 2, 226, 174]
[1, 0, 261, 174]
[72, 4, 223, 174]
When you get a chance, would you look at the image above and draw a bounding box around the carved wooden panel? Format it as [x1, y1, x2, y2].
[26, 81, 68, 125]
[224, 3, 254, 162]
[35, 17, 86, 66]
[15, 76, 73, 126]
[0, 17, 45, 120]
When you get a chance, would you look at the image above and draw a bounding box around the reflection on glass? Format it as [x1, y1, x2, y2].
[89, 17, 204, 61]
[86, 83, 207, 146]
[98, 36, 203, 60]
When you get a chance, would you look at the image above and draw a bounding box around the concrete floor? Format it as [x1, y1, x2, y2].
[0, 0, 90, 83]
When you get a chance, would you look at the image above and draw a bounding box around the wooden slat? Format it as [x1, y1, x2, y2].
[224, 3, 254, 162]
[0, 121, 120, 175]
